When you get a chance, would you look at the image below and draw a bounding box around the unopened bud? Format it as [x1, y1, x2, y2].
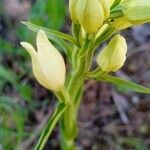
[75, 0, 110, 33]
[97, 35, 127, 72]
[20, 30, 66, 91]
[120, 0, 150, 25]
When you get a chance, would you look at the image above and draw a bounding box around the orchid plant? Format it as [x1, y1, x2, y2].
[20, 0, 150, 149]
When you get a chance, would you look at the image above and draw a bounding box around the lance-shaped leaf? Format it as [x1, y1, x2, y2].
[100, 75, 150, 94]
[22, 21, 76, 44]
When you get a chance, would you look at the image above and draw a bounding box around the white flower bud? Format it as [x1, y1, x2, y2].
[75, 0, 110, 33]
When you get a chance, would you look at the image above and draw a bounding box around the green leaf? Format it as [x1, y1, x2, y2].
[100, 75, 150, 94]
[21, 21, 74, 57]
[22, 21, 76, 45]
[35, 103, 67, 150]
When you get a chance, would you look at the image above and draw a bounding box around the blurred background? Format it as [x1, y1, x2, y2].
[0, 0, 150, 150]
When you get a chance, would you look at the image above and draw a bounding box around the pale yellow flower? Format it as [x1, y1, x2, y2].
[20, 30, 66, 91]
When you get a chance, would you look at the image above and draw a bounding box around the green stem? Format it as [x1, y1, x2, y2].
[56, 88, 77, 150]
[77, 35, 91, 57]
[72, 23, 81, 47]
[68, 37, 91, 99]
[59, 22, 115, 150]
[59, 35, 92, 150]
[74, 85, 84, 116]
[59, 103, 77, 150]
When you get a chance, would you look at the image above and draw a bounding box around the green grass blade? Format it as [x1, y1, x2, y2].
[34, 103, 67, 150]
[100, 75, 150, 94]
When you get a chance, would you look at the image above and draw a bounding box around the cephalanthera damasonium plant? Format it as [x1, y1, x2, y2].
[20, 0, 150, 149]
